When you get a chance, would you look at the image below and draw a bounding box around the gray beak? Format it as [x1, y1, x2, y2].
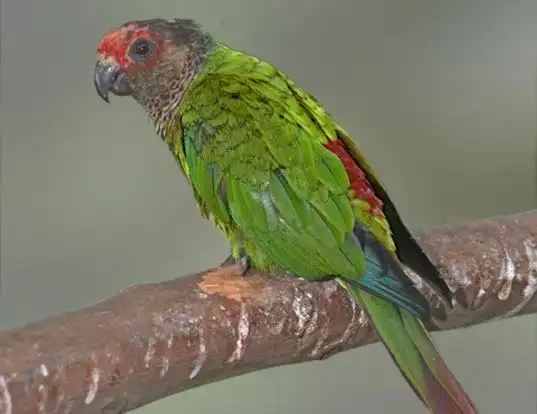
[93, 60, 123, 103]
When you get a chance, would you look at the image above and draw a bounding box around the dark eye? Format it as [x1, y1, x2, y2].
[129, 38, 154, 61]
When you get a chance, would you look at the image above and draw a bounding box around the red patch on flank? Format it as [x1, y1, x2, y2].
[324, 139, 384, 217]
[97, 24, 166, 70]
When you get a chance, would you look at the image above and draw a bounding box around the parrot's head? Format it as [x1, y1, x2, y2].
[93, 18, 212, 117]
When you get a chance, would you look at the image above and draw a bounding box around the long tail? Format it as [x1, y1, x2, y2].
[341, 281, 477, 413]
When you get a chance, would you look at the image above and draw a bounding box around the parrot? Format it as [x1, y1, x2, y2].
[93, 18, 477, 413]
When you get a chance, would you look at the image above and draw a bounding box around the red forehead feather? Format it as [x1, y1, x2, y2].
[97, 24, 163, 68]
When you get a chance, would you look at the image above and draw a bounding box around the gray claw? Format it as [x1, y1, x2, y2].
[219, 251, 251, 276]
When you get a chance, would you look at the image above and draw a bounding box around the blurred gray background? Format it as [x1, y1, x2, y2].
[1, 0, 536, 413]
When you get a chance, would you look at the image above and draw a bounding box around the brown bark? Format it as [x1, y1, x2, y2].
[0, 210, 536, 414]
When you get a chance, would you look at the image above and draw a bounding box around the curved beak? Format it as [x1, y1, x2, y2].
[94, 59, 134, 103]
[93, 60, 122, 103]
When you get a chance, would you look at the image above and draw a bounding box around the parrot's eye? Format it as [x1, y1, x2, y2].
[129, 38, 155, 61]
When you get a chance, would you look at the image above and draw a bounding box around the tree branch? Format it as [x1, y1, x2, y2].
[0, 210, 536, 414]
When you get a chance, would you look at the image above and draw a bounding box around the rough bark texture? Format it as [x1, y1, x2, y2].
[0, 210, 536, 414]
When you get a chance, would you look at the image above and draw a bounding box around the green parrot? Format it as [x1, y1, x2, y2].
[93, 18, 477, 413]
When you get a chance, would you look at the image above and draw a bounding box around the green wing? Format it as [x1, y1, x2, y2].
[177, 58, 367, 280]
[173, 50, 446, 315]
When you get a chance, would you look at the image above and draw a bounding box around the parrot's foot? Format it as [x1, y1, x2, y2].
[219, 252, 251, 276]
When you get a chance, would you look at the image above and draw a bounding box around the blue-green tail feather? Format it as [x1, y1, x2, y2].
[342, 223, 429, 318]
[336, 224, 477, 413]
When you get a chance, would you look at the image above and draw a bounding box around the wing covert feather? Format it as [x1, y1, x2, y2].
[180, 71, 365, 279]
